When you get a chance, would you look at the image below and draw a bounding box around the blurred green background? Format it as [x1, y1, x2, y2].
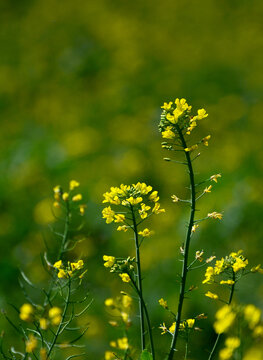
[0, 0, 263, 358]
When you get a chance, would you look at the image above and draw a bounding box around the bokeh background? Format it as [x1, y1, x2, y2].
[0, 0, 263, 358]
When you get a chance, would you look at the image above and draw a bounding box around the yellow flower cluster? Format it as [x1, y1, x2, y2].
[53, 180, 86, 215]
[19, 303, 34, 322]
[105, 337, 129, 359]
[102, 182, 164, 236]
[159, 98, 209, 147]
[105, 293, 133, 326]
[25, 334, 38, 353]
[38, 307, 63, 329]
[214, 302, 263, 345]
[214, 305, 236, 334]
[53, 259, 84, 279]
[160, 318, 195, 335]
[203, 250, 249, 286]
[219, 337, 240, 360]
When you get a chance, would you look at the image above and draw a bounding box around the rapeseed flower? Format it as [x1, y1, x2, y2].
[49, 307, 62, 326]
[119, 273, 130, 283]
[19, 303, 34, 322]
[25, 334, 38, 353]
[103, 255, 116, 268]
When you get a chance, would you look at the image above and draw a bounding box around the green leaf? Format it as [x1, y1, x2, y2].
[140, 350, 153, 360]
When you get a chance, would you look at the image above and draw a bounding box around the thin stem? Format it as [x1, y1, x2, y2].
[207, 272, 235, 360]
[130, 206, 146, 351]
[184, 333, 189, 360]
[47, 279, 71, 359]
[43, 205, 70, 308]
[167, 125, 196, 360]
[129, 277, 155, 359]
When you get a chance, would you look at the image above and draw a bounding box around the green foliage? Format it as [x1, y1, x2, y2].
[140, 350, 153, 360]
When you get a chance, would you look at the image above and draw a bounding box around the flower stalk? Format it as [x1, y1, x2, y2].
[167, 124, 196, 360]
[131, 205, 146, 351]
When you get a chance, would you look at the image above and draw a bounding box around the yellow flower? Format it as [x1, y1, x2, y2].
[62, 192, 69, 201]
[25, 334, 38, 353]
[102, 206, 115, 224]
[208, 212, 223, 220]
[162, 126, 176, 139]
[105, 351, 115, 360]
[158, 298, 168, 309]
[72, 194, 82, 202]
[166, 113, 176, 124]
[169, 322, 176, 333]
[214, 258, 225, 274]
[210, 174, 221, 183]
[53, 185, 61, 200]
[197, 108, 208, 119]
[122, 294, 132, 308]
[152, 202, 165, 214]
[119, 273, 130, 283]
[57, 269, 67, 278]
[192, 224, 199, 232]
[69, 180, 80, 190]
[79, 204, 86, 215]
[171, 194, 179, 203]
[253, 325, 263, 337]
[186, 319, 195, 328]
[205, 291, 218, 300]
[225, 337, 240, 349]
[121, 311, 129, 323]
[39, 318, 48, 330]
[201, 135, 211, 146]
[204, 185, 212, 193]
[195, 250, 204, 261]
[138, 228, 154, 237]
[149, 191, 159, 202]
[139, 203, 151, 219]
[123, 196, 143, 205]
[71, 259, 84, 271]
[19, 303, 34, 322]
[220, 280, 235, 285]
[251, 264, 263, 274]
[244, 304, 261, 329]
[159, 322, 167, 334]
[105, 298, 115, 307]
[161, 101, 173, 110]
[103, 255, 116, 268]
[53, 260, 62, 269]
[114, 214, 125, 223]
[53, 201, 60, 208]
[206, 256, 216, 263]
[184, 144, 198, 152]
[214, 305, 236, 334]
[232, 257, 248, 272]
[202, 266, 214, 284]
[117, 225, 128, 232]
[49, 307, 62, 326]
[175, 98, 191, 113]
[219, 347, 233, 360]
[117, 337, 129, 350]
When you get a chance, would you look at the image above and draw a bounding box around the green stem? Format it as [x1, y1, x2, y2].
[130, 206, 146, 351]
[207, 272, 235, 360]
[47, 279, 71, 359]
[167, 125, 196, 360]
[43, 205, 70, 308]
[57, 203, 70, 260]
[129, 277, 155, 359]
